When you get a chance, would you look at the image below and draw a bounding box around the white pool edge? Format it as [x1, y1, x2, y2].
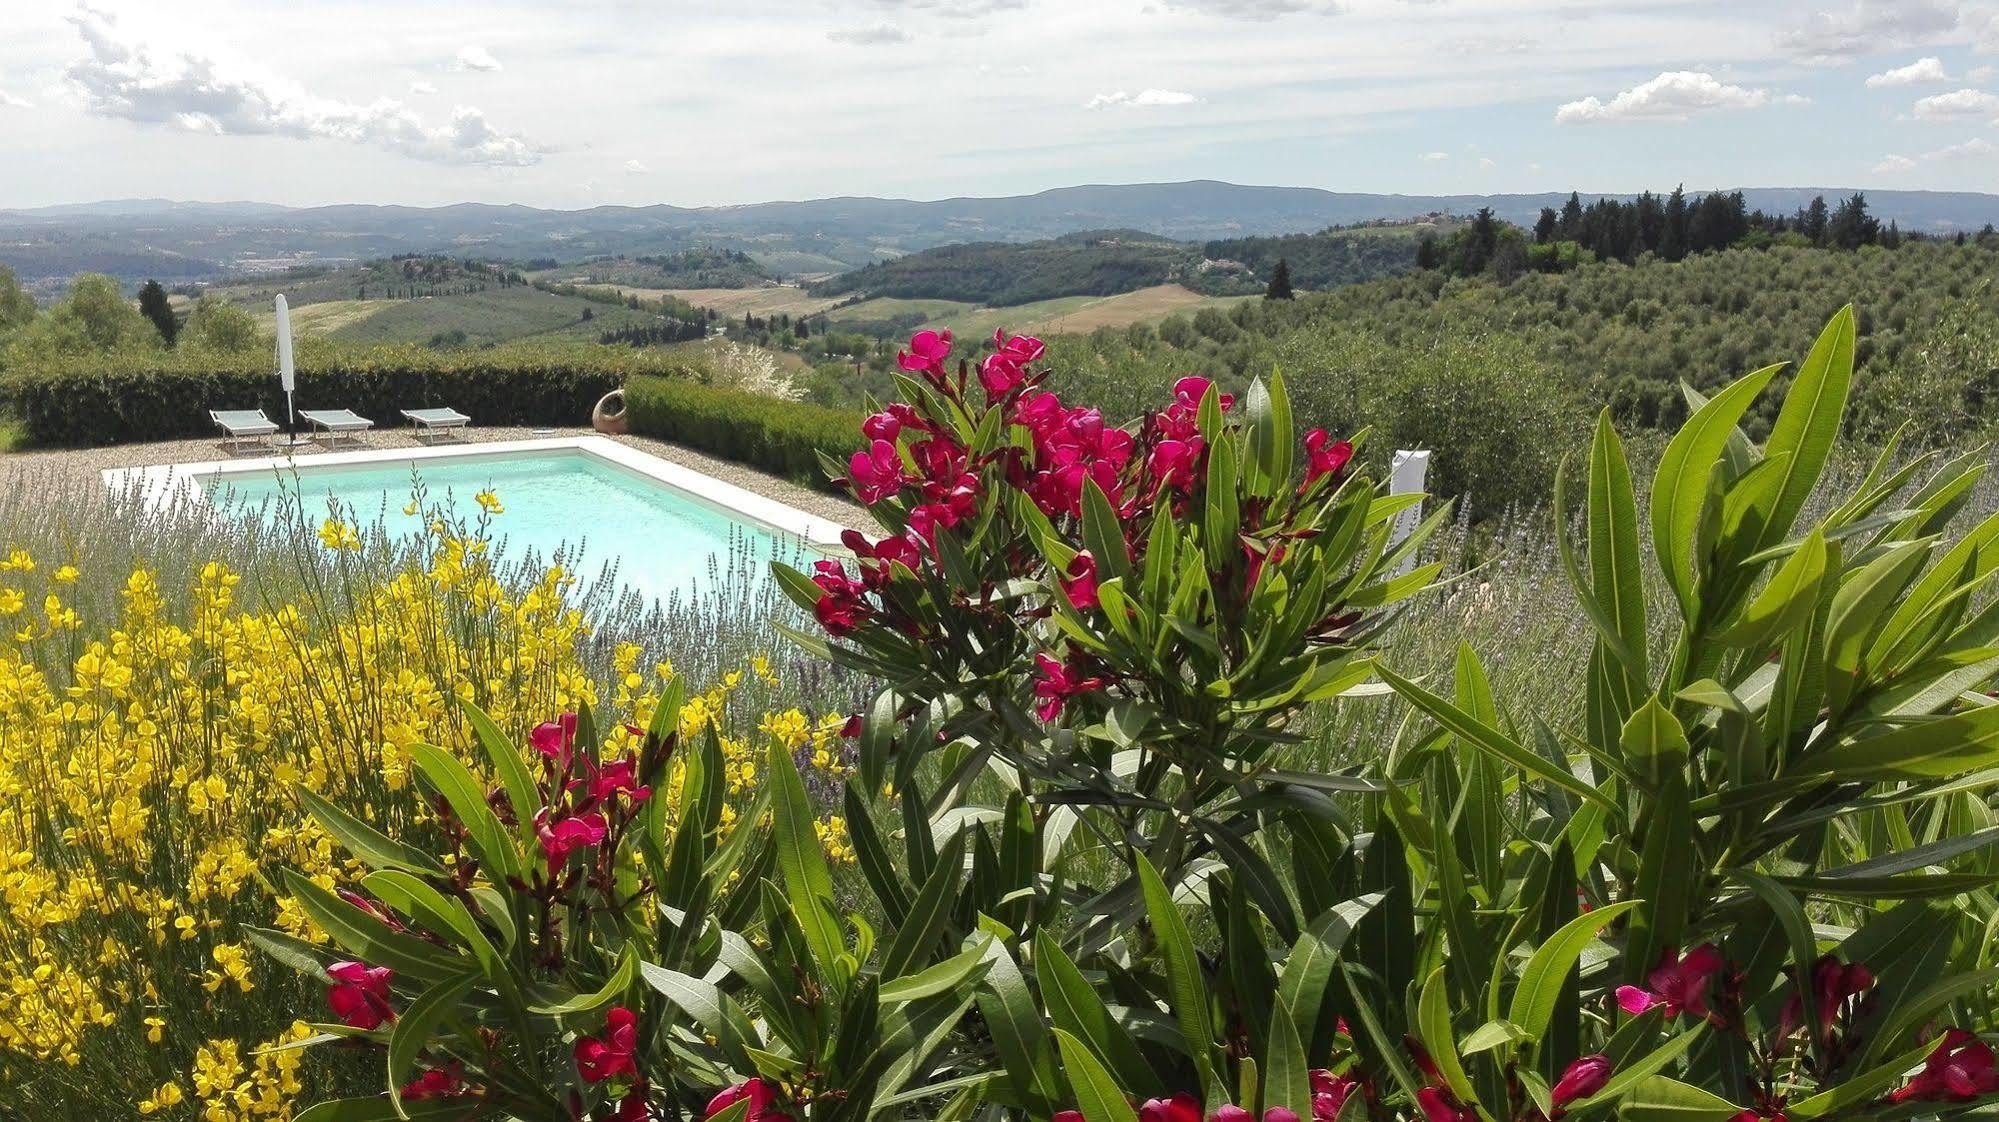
[101, 435, 849, 550]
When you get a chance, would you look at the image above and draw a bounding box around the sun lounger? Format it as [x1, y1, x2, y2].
[299, 408, 374, 447]
[210, 408, 281, 452]
[401, 406, 471, 444]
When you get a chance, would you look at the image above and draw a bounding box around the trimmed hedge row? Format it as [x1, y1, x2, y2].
[624, 375, 861, 492]
[7, 344, 677, 447]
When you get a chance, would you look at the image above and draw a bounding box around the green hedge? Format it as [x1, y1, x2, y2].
[625, 374, 861, 491]
[7, 343, 679, 447]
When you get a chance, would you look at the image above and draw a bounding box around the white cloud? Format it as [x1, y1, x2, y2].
[453, 45, 501, 72]
[1877, 136, 1999, 170]
[1909, 87, 1999, 119]
[1778, 0, 1962, 64]
[408, 80, 437, 95]
[1974, 65, 1998, 83]
[1554, 71, 1784, 125]
[624, 158, 649, 174]
[828, 23, 911, 44]
[0, 89, 31, 109]
[1085, 88, 1199, 108]
[1927, 136, 1998, 158]
[1418, 150, 1448, 161]
[1162, 0, 1342, 17]
[1477, 156, 1496, 169]
[62, 7, 540, 166]
[869, 0, 1025, 16]
[1866, 56, 1953, 86]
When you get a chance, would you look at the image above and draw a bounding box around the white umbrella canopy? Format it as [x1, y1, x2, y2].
[274, 294, 296, 432]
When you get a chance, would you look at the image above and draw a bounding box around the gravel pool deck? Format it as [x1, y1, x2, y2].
[0, 426, 865, 531]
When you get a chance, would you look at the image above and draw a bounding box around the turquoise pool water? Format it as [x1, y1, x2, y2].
[212, 450, 803, 604]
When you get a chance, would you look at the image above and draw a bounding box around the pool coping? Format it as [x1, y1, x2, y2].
[101, 435, 849, 550]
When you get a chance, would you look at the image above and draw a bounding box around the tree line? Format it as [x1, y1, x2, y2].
[1417, 190, 1999, 283]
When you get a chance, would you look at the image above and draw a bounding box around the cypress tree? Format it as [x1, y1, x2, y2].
[137, 279, 178, 346]
[1264, 258, 1294, 300]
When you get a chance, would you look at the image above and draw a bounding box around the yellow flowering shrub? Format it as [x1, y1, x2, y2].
[0, 519, 856, 1119]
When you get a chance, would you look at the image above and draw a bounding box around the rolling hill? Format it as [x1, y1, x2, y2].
[6, 181, 1997, 293]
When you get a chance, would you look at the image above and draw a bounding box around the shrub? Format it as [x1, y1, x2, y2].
[625, 373, 862, 489]
[7, 341, 669, 446]
[0, 486, 854, 1119]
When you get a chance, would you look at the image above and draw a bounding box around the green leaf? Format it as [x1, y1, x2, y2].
[1587, 410, 1649, 681]
[1812, 703, 1999, 778]
[1754, 305, 1855, 554]
[387, 971, 481, 1118]
[1204, 435, 1241, 572]
[879, 940, 991, 1004]
[1508, 899, 1641, 1043]
[1416, 966, 1479, 1109]
[1137, 852, 1218, 1092]
[1274, 896, 1379, 1057]
[1714, 529, 1827, 648]
[768, 737, 845, 980]
[407, 743, 522, 882]
[293, 1099, 491, 1122]
[1378, 664, 1617, 812]
[295, 786, 446, 877]
[1054, 1028, 1141, 1122]
[1650, 361, 1782, 617]
[526, 944, 637, 1015]
[879, 830, 968, 981]
[458, 698, 541, 849]
[281, 871, 463, 982]
[1263, 999, 1313, 1117]
[1036, 932, 1157, 1096]
[1614, 1076, 1743, 1122]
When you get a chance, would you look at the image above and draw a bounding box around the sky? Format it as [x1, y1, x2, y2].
[0, 0, 1996, 210]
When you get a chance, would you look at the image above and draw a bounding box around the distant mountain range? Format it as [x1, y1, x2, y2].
[5, 180, 1998, 292]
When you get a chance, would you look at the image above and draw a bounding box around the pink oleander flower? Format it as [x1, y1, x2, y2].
[993, 327, 1045, 363]
[530, 712, 580, 768]
[861, 411, 902, 443]
[1245, 541, 1286, 590]
[575, 1007, 640, 1084]
[1415, 1087, 1476, 1122]
[1303, 429, 1353, 487]
[326, 961, 395, 1030]
[1310, 1069, 1358, 1120]
[610, 1087, 653, 1121]
[1209, 1108, 1254, 1122]
[896, 329, 953, 376]
[1779, 954, 1873, 1043]
[706, 1078, 789, 1121]
[1061, 551, 1101, 609]
[400, 1062, 466, 1101]
[848, 439, 905, 505]
[1172, 375, 1233, 416]
[811, 559, 873, 636]
[586, 757, 652, 804]
[841, 529, 925, 588]
[1890, 1029, 1999, 1103]
[1551, 1054, 1613, 1112]
[1054, 1113, 1085, 1122]
[1616, 943, 1725, 1022]
[1146, 438, 1201, 492]
[537, 809, 608, 871]
[1140, 1093, 1203, 1122]
[1033, 652, 1108, 721]
[980, 352, 1027, 399]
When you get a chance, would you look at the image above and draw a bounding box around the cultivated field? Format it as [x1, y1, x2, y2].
[827, 284, 1253, 337]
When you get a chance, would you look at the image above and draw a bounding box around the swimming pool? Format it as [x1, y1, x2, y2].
[105, 437, 846, 604]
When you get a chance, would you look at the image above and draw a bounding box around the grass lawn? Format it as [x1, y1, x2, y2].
[0, 419, 22, 452]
